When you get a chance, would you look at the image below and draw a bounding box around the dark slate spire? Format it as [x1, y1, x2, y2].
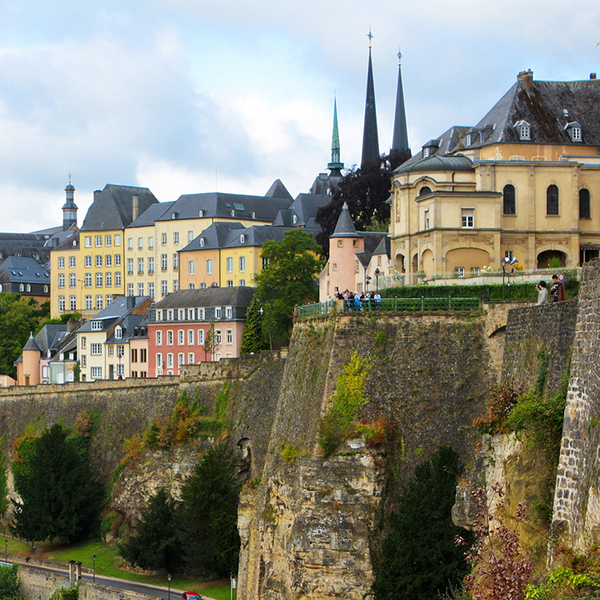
[361, 31, 380, 167]
[391, 50, 410, 154]
[62, 174, 78, 231]
[331, 202, 360, 238]
[327, 95, 344, 176]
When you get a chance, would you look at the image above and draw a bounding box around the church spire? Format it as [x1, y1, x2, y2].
[391, 49, 410, 154]
[327, 94, 344, 176]
[361, 29, 380, 167]
[62, 174, 78, 231]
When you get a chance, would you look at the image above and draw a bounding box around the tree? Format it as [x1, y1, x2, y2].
[0, 564, 24, 600]
[240, 297, 269, 355]
[315, 150, 410, 257]
[11, 424, 104, 544]
[0, 294, 42, 378]
[178, 445, 241, 577]
[203, 322, 219, 361]
[0, 439, 9, 518]
[119, 488, 182, 572]
[254, 229, 323, 345]
[372, 445, 472, 600]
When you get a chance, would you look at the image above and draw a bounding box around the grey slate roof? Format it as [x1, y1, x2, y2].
[157, 192, 293, 224]
[331, 203, 359, 238]
[105, 314, 146, 344]
[126, 202, 175, 229]
[395, 154, 474, 174]
[0, 256, 50, 284]
[77, 296, 150, 332]
[23, 333, 41, 352]
[52, 230, 79, 252]
[34, 324, 70, 357]
[223, 226, 296, 249]
[264, 179, 293, 201]
[151, 286, 256, 311]
[0, 232, 53, 264]
[81, 185, 159, 231]
[180, 222, 246, 253]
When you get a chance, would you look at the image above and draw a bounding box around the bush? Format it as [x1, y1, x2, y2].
[474, 382, 521, 435]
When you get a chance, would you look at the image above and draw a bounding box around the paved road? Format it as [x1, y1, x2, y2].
[21, 562, 188, 600]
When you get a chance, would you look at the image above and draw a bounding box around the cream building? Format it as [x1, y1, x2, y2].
[390, 70, 600, 280]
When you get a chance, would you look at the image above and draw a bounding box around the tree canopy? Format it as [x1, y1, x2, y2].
[254, 229, 323, 345]
[178, 444, 241, 577]
[240, 297, 269, 355]
[315, 150, 410, 256]
[372, 445, 472, 600]
[119, 488, 182, 572]
[0, 294, 44, 378]
[11, 424, 104, 544]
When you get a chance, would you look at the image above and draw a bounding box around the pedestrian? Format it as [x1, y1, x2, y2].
[374, 291, 381, 309]
[536, 280, 548, 305]
[354, 293, 362, 311]
[550, 274, 566, 302]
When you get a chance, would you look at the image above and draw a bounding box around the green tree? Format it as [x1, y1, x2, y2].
[119, 488, 182, 572]
[11, 424, 104, 544]
[0, 293, 41, 378]
[240, 297, 269, 355]
[372, 445, 472, 600]
[178, 445, 241, 577]
[254, 229, 323, 345]
[0, 439, 9, 518]
[203, 322, 219, 361]
[0, 563, 24, 600]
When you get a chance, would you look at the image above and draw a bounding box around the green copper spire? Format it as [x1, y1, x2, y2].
[327, 95, 344, 174]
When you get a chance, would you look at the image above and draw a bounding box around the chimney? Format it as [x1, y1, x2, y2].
[132, 195, 139, 221]
[591, 73, 597, 80]
[517, 69, 534, 93]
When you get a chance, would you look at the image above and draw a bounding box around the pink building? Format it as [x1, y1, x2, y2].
[147, 287, 255, 376]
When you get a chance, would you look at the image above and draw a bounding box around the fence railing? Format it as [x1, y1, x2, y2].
[296, 297, 481, 318]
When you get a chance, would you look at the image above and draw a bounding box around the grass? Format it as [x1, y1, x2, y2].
[7, 537, 234, 600]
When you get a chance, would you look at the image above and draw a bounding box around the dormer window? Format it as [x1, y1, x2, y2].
[199, 210, 204, 218]
[240, 234, 245, 243]
[422, 139, 439, 158]
[199, 237, 205, 247]
[292, 214, 298, 224]
[565, 121, 582, 142]
[464, 133, 472, 146]
[91, 321, 102, 331]
[115, 326, 122, 339]
[514, 120, 531, 141]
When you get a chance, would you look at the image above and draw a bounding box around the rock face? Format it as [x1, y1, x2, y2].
[238, 313, 496, 599]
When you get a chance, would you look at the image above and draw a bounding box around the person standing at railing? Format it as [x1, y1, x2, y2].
[354, 293, 362, 311]
[374, 291, 381, 309]
[536, 281, 548, 305]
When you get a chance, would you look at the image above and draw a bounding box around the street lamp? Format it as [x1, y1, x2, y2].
[167, 573, 172, 600]
[374, 268, 380, 291]
[4, 538, 7, 562]
[92, 554, 96, 583]
[501, 257, 518, 301]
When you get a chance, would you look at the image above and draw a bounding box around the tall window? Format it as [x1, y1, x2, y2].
[206, 259, 213, 275]
[58, 274, 65, 288]
[547, 185, 559, 215]
[503, 184, 516, 215]
[189, 260, 195, 275]
[227, 257, 233, 273]
[239, 256, 246, 272]
[161, 254, 168, 270]
[580, 188, 591, 219]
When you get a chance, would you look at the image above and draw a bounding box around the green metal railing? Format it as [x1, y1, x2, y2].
[296, 297, 480, 318]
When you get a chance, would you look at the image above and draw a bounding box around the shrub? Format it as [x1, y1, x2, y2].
[474, 382, 521, 435]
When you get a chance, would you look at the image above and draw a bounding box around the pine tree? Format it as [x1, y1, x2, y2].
[11, 424, 104, 544]
[178, 445, 241, 577]
[372, 445, 472, 600]
[240, 297, 268, 355]
[119, 488, 182, 572]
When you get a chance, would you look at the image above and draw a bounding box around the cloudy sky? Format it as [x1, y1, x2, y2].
[1, 0, 599, 232]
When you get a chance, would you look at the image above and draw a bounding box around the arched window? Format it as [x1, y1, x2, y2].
[503, 184, 516, 215]
[547, 185, 559, 215]
[580, 188, 591, 219]
[418, 186, 431, 197]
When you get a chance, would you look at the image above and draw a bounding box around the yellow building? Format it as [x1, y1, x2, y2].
[50, 230, 81, 317]
[390, 70, 600, 280]
[179, 223, 294, 290]
[153, 189, 293, 298]
[77, 185, 159, 317]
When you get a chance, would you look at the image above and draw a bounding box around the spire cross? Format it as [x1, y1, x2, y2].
[398, 48, 402, 65]
[367, 28, 374, 48]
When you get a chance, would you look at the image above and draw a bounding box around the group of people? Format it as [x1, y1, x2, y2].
[336, 290, 382, 311]
[536, 274, 566, 305]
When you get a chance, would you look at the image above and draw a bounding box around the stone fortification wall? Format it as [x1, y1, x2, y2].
[501, 301, 578, 396]
[552, 261, 600, 549]
[239, 312, 496, 600]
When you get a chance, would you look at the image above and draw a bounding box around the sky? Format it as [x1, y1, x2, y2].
[0, 0, 599, 232]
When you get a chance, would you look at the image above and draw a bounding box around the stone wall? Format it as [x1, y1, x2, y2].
[552, 261, 600, 549]
[239, 312, 496, 600]
[502, 300, 578, 396]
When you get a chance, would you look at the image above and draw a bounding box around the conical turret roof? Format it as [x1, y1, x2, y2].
[23, 332, 41, 353]
[331, 203, 360, 238]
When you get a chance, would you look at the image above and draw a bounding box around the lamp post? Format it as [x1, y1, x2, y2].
[501, 257, 518, 301]
[4, 538, 7, 562]
[167, 573, 171, 600]
[375, 268, 380, 292]
[92, 554, 96, 583]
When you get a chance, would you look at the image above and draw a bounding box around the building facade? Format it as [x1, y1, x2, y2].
[390, 70, 600, 280]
